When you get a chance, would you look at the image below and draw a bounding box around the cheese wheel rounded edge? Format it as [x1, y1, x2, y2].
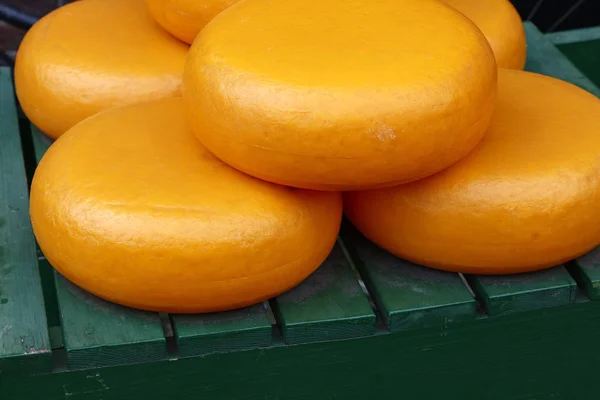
[145, 0, 241, 44]
[344, 69, 600, 275]
[15, 0, 189, 139]
[183, 0, 497, 191]
[30, 98, 342, 313]
[442, 0, 527, 69]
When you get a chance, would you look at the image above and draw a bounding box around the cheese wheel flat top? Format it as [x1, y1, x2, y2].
[15, 0, 188, 139]
[442, 0, 526, 69]
[345, 69, 600, 274]
[30, 98, 342, 313]
[146, 0, 241, 44]
[184, 0, 497, 191]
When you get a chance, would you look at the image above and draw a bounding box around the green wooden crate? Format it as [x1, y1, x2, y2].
[2, 21, 600, 400]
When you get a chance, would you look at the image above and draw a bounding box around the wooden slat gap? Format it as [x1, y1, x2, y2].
[337, 236, 379, 314]
[564, 260, 595, 300]
[335, 240, 391, 333]
[161, 313, 178, 355]
[17, 115, 36, 189]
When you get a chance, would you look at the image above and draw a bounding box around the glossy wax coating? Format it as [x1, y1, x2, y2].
[15, 0, 188, 139]
[183, 0, 497, 191]
[442, 0, 527, 69]
[146, 0, 241, 44]
[345, 69, 600, 275]
[30, 98, 342, 313]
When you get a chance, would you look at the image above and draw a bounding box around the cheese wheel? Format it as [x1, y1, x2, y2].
[146, 0, 240, 44]
[30, 98, 342, 313]
[15, 0, 188, 140]
[441, 0, 526, 69]
[344, 69, 600, 275]
[183, 0, 497, 191]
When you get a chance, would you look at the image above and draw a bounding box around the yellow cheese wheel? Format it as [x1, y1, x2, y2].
[183, 0, 497, 191]
[345, 69, 600, 275]
[441, 0, 526, 69]
[15, 0, 188, 140]
[30, 98, 342, 313]
[146, 0, 240, 44]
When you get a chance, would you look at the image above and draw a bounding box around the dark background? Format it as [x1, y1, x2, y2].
[1, 0, 600, 66]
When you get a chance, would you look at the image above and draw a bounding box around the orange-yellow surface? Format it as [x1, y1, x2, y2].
[15, 0, 188, 139]
[442, 0, 526, 69]
[345, 69, 600, 274]
[30, 98, 342, 313]
[146, 0, 240, 44]
[184, 0, 497, 191]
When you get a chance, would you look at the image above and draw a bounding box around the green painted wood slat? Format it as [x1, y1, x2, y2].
[546, 26, 600, 45]
[30, 125, 168, 370]
[171, 303, 272, 357]
[0, 67, 51, 375]
[341, 222, 476, 332]
[271, 240, 376, 344]
[466, 269, 577, 317]
[54, 274, 168, 370]
[11, 283, 600, 400]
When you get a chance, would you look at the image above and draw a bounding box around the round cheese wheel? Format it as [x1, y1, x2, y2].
[441, 0, 526, 69]
[183, 0, 497, 191]
[30, 98, 342, 313]
[15, 0, 188, 140]
[146, 0, 240, 44]
[345, 69, 600, 275]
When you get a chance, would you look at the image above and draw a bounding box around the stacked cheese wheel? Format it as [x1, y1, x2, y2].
[15, 0, 600, 313]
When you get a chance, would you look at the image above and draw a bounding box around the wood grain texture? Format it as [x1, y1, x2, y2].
[467, 267, 577, 316]
[6, 299, 600, 400]
[30, 126, 167, 370]
[0, 67, 51, 375]
[171, 303, 272, 357]
[54, 274, 167, 369]
[271, 241, 376, 344]
[341, 222, 476, 332]
[524, 21, 600, 96]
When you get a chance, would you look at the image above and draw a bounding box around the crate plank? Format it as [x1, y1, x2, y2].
[271, 240, 376, 344]
[0, 67, 51, 374]
[171, 303, 272, 357]
[546, 26, 600, 45]
[467, 268, 577, 316]
[30, 125, 167, 370]
[524, 22, 600, 96]
[341, 222, 476, 332]
[571, 247, 600, 299]
[54, 274, 167, 369]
